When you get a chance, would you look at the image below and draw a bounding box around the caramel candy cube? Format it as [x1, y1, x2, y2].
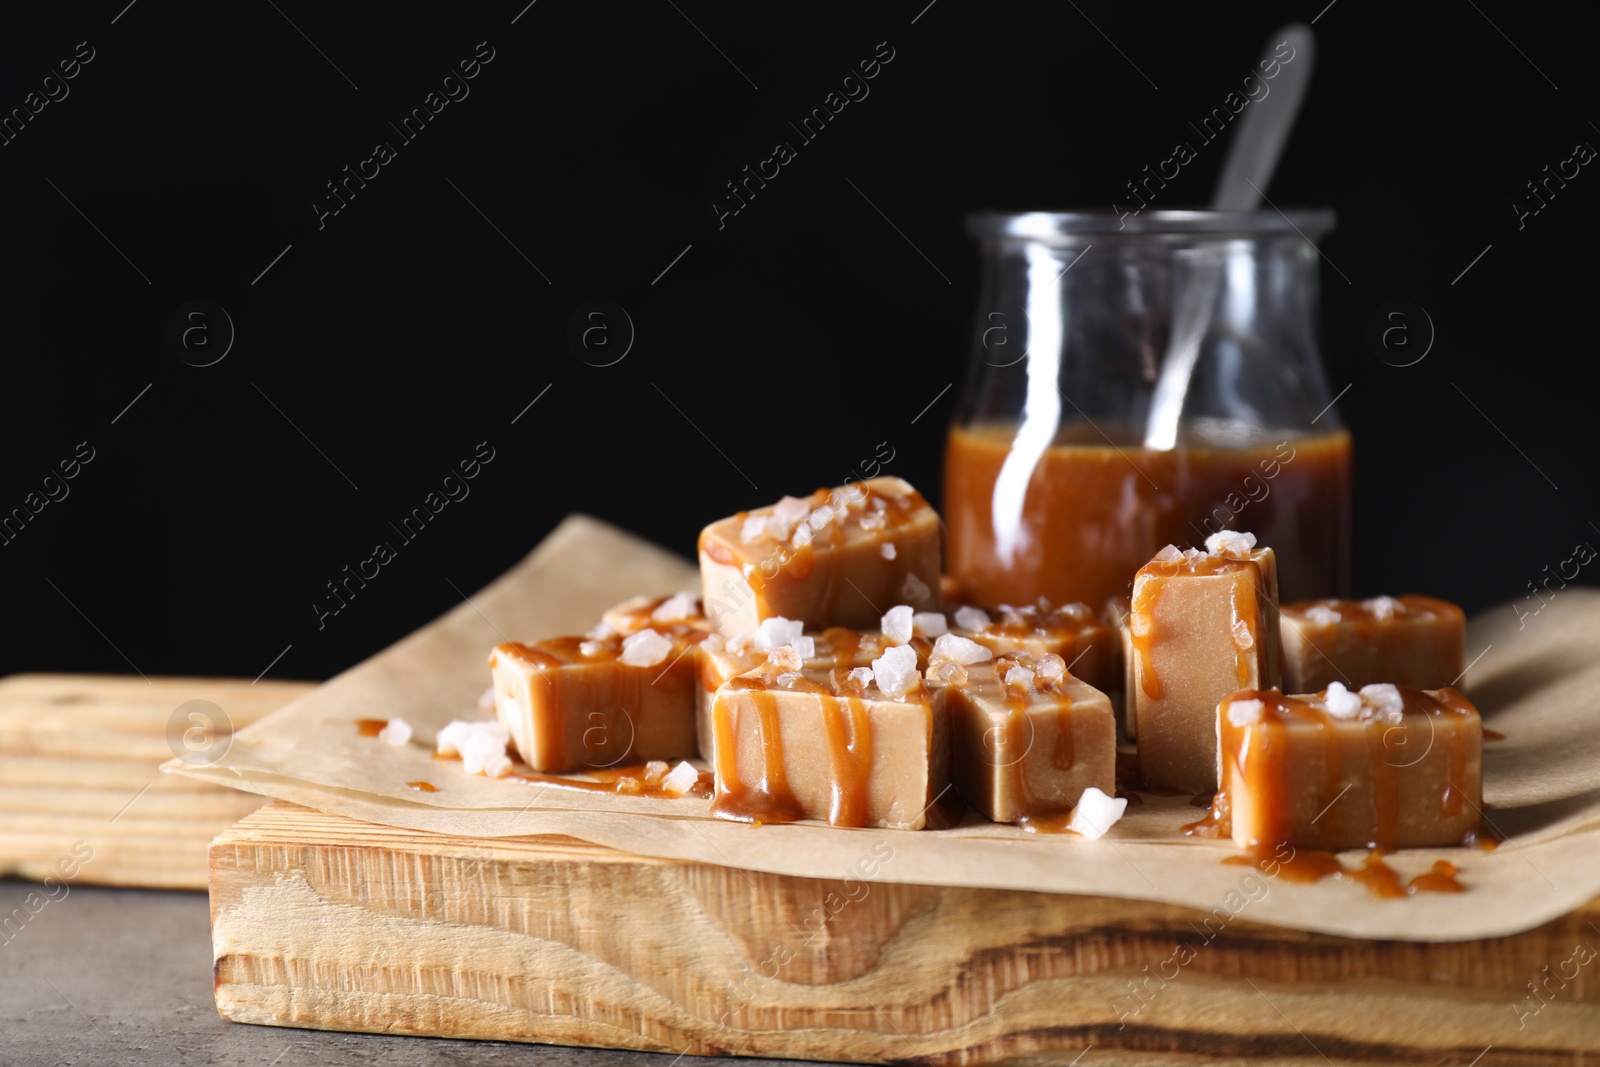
[600, 591, 711, 637]
[1281, 595, 1464, 693]
[710, 647, 950, 830]
[698, 478, 942, 638]
[695, 623, 902, 763]
[488, 626, 704, 772]
[947, 652, 1115, 826]
[950, 601, 1117, 696]
[1217, 684, 1483, 851]
[1130, 533, 1281, 794]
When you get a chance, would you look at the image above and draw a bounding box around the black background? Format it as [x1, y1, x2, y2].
[1, 1, 1593, 683]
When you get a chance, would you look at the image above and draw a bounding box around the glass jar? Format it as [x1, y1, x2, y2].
[944, 209, 1350, 609]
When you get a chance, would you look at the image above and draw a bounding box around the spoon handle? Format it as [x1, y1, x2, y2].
[1212, 24, 1317, 211]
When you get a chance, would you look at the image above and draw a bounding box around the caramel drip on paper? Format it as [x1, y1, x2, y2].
[506, 764, 714, 800]
[1408, 860, 1466, 893]
[1222, 848, 1467, 898]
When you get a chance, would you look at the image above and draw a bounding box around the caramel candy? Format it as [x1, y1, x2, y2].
[948, 601, 1116, 695]
[695, 623, 903, 762]
[1280, 595, 1464, 693]
[1102, 596, 1136, 739]
[710, 646, 950, 830]
[1216, 684, 1483, 850]
[600, 591, 712, 637]
[698, 478, 942, 638]
[488, 626, 705, 772]
[1130, 533, 1281, 794]
[947, 651, 1116, 826]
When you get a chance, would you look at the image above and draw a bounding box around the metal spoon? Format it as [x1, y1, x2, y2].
[1142, 23, 1316, 450]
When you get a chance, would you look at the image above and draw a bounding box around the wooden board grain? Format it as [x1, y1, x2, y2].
[211, 801, 1600, 1065]
[0, 674, 310, 888]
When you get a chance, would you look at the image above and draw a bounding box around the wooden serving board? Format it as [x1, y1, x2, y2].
[0, 674, 309, 888]
[211, 800, 1600, 1065]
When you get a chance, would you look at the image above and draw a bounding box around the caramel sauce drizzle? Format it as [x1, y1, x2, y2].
[710, 682, 805, 826]
[1129, 574, 1164, 700]
[1223, 848, 1467, 898]
[355, 718, 388, 737]
[506, 764, 715, 800]
[820, 692, 873, 827]
[406, 781, 439, 792]
[1229, 576, 1265, 689]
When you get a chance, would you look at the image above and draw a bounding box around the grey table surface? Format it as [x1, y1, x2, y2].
[0, 881, 816, 1067]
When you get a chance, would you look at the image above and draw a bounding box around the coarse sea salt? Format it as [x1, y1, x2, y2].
[871, 645, 921, 698]
[1231, 617, 1255, 650]
[1205, 530, 1257, 557]
[766, 645, 802, 672]
[926, 658, 968, 686]
[1304, 604, 1342, 626]
[1323, 681, 1363, 720]
[953, 605, 992, 631]
[1226, 698, 1265, 727]
[1067, 787, 1128, 840]
[1367, 595, 1404, 620]
[378, 718, 413, 746]
[901, 572, 932, 606]
[881, 605, 914, 646]
[620, 628, 672, 668]
[1004, 664, 1036, 691]
[436, 720, 513, 778]
[1034, 653, 1067, 682]
[660, 760, 699, 797]
[931, 633, 993, 666]
[753, 616, 804, 652]
[651, 591, 700, 623]
[1359, 682, 1406, 724]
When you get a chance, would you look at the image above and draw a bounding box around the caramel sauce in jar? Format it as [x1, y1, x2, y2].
[943, 423, 1352, 608]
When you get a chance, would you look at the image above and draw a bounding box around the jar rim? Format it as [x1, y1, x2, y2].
[967, 208, 1336, 240]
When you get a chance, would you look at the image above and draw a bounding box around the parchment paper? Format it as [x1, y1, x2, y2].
[165, 515, 1600, 941]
